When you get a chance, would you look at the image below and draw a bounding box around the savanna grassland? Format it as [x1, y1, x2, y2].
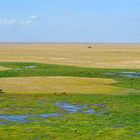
[0, 43, 140, 68]
[0, 44, 140, 140]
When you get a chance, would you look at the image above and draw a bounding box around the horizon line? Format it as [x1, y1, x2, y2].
[0, 42, 140, 44]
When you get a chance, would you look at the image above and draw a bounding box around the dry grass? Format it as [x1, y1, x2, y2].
[0, 43, 140, 68]
[0, 76, 124, 94]
[0, 66, 10, 71]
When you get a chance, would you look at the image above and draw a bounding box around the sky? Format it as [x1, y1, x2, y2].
[0, 0, 140, 43]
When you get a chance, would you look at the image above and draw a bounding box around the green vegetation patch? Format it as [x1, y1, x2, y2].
[0, 94, 140, 140]
[0, 62, 140, 139]
[0, 62, 140, 90]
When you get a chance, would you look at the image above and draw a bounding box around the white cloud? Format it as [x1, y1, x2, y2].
[19, 20, 33, 25]
[30, 16, 40, 20]
[0, 18, 16, 25]
[0, 16, 41, 26]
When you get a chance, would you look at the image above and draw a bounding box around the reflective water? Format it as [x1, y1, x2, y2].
[0, 102, 105, 124]
[106, 72, 140, 78]
[56, 102, 86, 113]
[15, 66, 38, 71]
[24, 66, 38, 69]
[0, 113, 60, 123]
[55, 102, 98, 115]
[0, 114, 30, 122]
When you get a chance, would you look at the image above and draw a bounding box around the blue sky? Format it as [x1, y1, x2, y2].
[0, 0, 140, 42]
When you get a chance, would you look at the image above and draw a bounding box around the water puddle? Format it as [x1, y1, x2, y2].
[0, 113, 60, 123]
[55, 102, 104, 115]
[135, 132, 140, 135]
[39, 113, 60, 118]
[15, 68, 22, 71]
[15, 66, 38, 71]
[106, 72, 140, 78]
[0, 102, 105, 124]
[0, 114, 29, 123]
[56, 102, 86, 113]
[24, 66, 38, 69]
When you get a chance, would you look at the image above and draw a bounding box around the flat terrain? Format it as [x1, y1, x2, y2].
[0, 94, 140, 140]
[0, 66, 10, 71]
[0, 77, 122, 94]
[0, 44, 140, 140]
[0, 43, 140, 68]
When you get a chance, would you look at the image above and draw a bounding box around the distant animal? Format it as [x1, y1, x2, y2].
[54, 92, 66, 95]
[88, 46, 92, 48]
[0, 89, 5, 95]
[62, 92, 66, 95]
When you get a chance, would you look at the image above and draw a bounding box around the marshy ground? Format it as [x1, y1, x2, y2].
[0, 44, 140, 140]
[1, 94, 140, 140]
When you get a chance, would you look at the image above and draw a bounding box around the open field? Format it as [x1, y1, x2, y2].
[0, 62, 139, 91]
[0, 94, 140, 140]
[0, 44, 140, 139]
[0, 43, 140, 68]
[0, 77, 122, 94]
[0, 66, 10, 71]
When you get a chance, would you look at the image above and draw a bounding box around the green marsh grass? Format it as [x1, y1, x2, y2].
[0, 62, 140, 90]
[0, 94, 140, 139]
[0, 62, 140, 139]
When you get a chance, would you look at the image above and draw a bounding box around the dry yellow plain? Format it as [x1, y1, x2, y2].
[0, 43, 140, 68]
[0, 66, 10, 71]
[0, 77, 124, 94]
